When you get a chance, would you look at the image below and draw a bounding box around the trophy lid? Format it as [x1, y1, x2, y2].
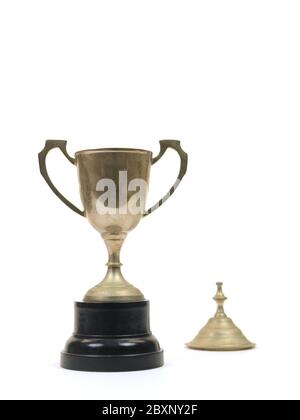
[186, 283, 255, 351]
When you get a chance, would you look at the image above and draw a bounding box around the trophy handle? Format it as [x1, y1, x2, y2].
[38, 140, 85, 216]
[144, 140, 188, 216]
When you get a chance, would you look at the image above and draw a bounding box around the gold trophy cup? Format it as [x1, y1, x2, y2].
[39, 139, 188, 371]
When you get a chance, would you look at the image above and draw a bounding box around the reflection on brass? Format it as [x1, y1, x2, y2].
[38, 140, 188, 302]
[186, 283, 255, 351]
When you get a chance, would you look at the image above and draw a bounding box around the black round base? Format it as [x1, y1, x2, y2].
[61, 300, 164, 372]
[61, 350, 164, 372]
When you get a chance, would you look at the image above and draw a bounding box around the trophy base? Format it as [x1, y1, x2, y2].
[61, 351, 163, 372]
[61, 300, 164, 372]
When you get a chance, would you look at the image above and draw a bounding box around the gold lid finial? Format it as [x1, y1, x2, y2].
[213, 282, 227, 318]
[186, 282, 255, 351]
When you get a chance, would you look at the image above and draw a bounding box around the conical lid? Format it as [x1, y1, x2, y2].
[186, 283, 255, 351]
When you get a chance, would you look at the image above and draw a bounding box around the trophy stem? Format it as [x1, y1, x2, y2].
[83, 233, 144, 302]
[105, 233, 124, 269]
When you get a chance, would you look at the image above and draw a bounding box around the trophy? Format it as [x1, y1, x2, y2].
[38, 139, 188, 371]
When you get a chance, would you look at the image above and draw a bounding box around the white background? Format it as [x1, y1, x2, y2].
[0, 0, 299, 400]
